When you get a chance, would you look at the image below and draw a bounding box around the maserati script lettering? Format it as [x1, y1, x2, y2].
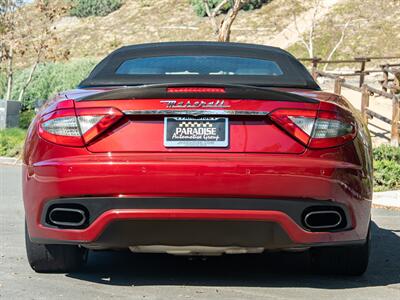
[160, 100, 230, 108]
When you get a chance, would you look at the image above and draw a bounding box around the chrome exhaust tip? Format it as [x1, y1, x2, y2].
[303, 210, 343, 230]
[48, 207, 87, 227]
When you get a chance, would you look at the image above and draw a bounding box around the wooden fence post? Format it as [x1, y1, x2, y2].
[311, 57, 320, 80]
[391, 96, 399, 147]
[358, 59, 367, 87]
[334, 77, 344, 95]
[382, 64, 389, 92]
[394, 70, 400, 93]
[361, 84, 370, 124]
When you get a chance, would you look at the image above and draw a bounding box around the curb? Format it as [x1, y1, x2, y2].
[373, 190, 400, 209]
[0, 156, 22, 165]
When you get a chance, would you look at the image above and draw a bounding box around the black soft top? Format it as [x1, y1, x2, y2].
[79, 42, 320, 90]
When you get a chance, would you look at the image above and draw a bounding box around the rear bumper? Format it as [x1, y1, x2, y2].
[23, 153, 372, 247]
[30, 207, 366, 249]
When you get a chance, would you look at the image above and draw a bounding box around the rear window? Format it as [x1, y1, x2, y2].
[115, 56, 284, 76]
[79, 43, 320, 89]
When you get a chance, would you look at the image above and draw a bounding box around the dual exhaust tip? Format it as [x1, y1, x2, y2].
[48, 207, 87, 228]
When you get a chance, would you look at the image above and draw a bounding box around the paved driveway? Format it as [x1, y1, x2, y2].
[1, 165, 399, 299]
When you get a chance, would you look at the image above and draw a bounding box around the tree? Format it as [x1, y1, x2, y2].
[322, 20, 350, 71]
[15, 1, 70, 102]
[202, 0, 250, 42]
[289, 0, 351, 64]
[0, 0, 22, 101]
[291, 0, 321, 59]
[0, 0, 69, 103]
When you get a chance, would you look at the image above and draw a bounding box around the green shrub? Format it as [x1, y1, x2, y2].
[0, 128, 26, 157]
[373, 144, 400, 162]
[4, 58, 98, 110]
[190, 0, 268, 17]
[70, 0, 123, 17]
[374, 160, 400, 192]
[373, 145, 400, 191]
[19, 110, 36, 129]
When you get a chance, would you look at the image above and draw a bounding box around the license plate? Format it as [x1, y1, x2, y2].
[164, 117, 229, 147]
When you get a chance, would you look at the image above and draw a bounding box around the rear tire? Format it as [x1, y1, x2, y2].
[25, 222, 88, 273]
[310, 224, 371, 276]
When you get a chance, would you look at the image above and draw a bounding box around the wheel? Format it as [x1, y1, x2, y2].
[25, 222, 88, 273]
[310, 224, 371, 276]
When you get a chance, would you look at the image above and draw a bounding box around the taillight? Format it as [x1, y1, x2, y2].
[39, 109, 83, 146]
[38, 103, 123, 147]
[269, 108, 356, 148]
[309, 110, 356, 148]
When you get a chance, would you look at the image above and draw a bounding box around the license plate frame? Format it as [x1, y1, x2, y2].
[164, 117, 229, 147]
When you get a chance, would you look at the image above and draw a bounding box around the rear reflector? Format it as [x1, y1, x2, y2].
[38, 103, 123, 147]
[269, 108, 356, 148]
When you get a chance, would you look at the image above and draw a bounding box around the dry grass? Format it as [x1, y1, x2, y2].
[10, 0, 399, 68]
[288, 0, 400, 61]
[15, 0, 309, 66]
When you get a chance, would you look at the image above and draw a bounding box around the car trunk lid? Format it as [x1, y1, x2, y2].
[72, 85, 320, 154]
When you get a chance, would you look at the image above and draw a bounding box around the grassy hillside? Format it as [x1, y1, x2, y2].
[16, 0, 310, 66]
[3, 0, 399, 106]
[11, 0, 398, 68]
[288, 0, 400, 61]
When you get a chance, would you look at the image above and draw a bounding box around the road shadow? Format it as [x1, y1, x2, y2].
[67, 221, 400, 289]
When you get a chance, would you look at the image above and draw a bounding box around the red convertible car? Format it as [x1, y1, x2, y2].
[23, 42, 372, 275]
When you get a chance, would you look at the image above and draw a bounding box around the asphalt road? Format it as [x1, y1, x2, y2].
[1, 165, 400, 300]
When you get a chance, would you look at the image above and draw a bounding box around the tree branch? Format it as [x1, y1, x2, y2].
[212, 0, 230, 17]
[202, 0, 212, 17]
[17, 58, 40, 102]
[290, 0, 311, 56]
[218, 0, 248, 42]
[5, 45, 13, 101]
[323, 20, 351, 71]
[308, 0, 321, 58]
[202, 0, 219, 33]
